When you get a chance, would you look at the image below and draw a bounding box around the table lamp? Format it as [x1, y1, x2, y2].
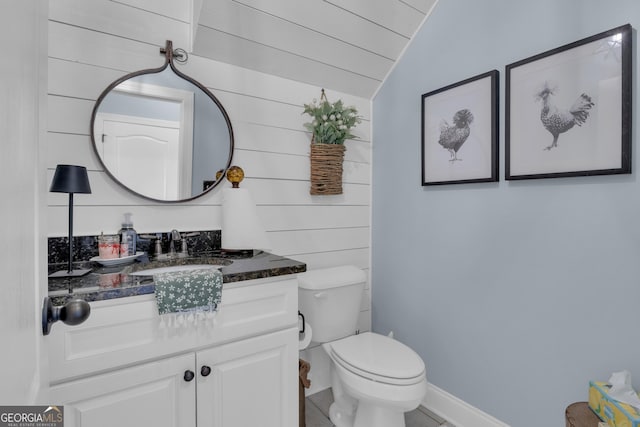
[49, 164, 92, 278]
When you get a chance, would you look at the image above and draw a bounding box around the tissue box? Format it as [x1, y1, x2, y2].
[589, 381, 640, 427]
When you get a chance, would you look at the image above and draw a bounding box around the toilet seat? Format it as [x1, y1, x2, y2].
[328, 332, 425, 386]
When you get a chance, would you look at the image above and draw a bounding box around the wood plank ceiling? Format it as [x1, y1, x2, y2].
[192, 0, 437, 99]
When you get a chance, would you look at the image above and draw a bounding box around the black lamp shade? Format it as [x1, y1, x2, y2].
[50, 165, 92, 194]
[48, 164, 92, 278]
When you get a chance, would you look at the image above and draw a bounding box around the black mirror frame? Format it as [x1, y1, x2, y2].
[90, 40, 234, 203]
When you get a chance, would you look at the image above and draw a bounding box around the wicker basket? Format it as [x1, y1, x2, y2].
[309, 143, 345, 195]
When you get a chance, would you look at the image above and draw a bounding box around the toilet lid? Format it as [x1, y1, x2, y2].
[329, 332, 425, 384]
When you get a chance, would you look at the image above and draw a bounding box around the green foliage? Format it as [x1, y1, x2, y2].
[302, 94, 361, 145]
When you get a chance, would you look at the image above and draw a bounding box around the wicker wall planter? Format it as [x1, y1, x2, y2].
[309, 143, 345, 195]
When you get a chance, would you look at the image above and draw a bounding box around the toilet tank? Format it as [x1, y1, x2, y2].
[298, 265, 366, 343]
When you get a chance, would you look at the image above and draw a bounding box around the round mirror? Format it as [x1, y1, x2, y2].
[91, 41, 233, 202]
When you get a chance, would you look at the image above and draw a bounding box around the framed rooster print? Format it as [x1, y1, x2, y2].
[421, 70, 498, 186]
[506, 24, 632, 180]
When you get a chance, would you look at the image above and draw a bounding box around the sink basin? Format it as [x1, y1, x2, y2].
[129, 264, 224, 277]
[123, 257, 233, 277]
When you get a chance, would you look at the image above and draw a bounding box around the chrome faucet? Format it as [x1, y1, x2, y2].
[141, 230, 197, 259]
[139, 233, 166, 259]
[169, 229, 181, 256]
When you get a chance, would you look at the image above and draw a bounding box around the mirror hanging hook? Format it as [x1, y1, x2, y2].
[159, 40, 188, 64]
[173, 48, 188, 64]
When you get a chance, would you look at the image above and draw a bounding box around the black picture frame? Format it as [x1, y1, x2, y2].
[505, 24, 632, 180]
[421, 70, 499, 186]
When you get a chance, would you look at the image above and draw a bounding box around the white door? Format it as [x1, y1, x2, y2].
[95, 113, 182, 200]
[196, 328, 298, 427]
[50, 354, 197, 427]
[0, 0, 48, 404]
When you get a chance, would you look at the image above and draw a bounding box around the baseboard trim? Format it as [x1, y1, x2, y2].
[422, 383, 510, 427]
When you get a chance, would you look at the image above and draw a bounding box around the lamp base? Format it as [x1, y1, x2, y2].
[48, 268, 92, 278]
[219, 249, 263, 258]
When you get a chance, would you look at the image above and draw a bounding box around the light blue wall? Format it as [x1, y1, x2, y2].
[372, 1, 640, 425]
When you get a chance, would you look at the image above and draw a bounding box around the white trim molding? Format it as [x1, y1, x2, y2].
[423, 383, 510, 427]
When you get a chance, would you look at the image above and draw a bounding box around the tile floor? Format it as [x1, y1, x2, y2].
[305, 388, 452, 427]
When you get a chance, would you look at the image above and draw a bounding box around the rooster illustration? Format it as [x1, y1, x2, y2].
[535, 82, 595, 150]
[438, 109, 474, 161]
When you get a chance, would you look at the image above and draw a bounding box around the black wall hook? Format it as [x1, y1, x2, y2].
[42, 297, 91, 335]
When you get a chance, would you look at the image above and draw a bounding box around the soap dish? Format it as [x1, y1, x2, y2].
[90, 252, 144, 267]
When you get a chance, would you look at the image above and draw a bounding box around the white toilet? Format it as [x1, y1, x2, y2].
[298, 265, 427, 427]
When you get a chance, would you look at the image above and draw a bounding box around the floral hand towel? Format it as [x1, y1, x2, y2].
[154, 268, 223, 326]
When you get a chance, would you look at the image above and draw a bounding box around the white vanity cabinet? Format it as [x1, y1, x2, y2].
[48, 353, 197, 427]
[48, 276, 299, 427]
[196, 328, 297, 427]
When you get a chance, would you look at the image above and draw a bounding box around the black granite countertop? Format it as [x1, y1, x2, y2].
[48, 251, 306, 306]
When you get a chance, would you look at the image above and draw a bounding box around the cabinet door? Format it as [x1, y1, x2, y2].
[50, 353, 196, 427]
[196, 328, 298, 427]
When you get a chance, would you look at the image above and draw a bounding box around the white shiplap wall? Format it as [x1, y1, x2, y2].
[193, 0, 438, 98]
[47, 0, 372, 332]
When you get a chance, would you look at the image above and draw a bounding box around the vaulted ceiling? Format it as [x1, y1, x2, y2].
[192, 0, 437, 99]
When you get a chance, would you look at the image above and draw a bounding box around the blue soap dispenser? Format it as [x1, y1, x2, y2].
[118, 213, 137, 257]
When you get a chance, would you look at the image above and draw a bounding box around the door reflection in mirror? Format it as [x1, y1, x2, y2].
[91, 41, 233, 202]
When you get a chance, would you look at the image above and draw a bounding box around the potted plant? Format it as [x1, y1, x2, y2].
[302, 89, 361, 195]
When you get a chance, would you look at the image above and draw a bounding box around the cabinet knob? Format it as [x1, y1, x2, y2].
[201, 365, 212, 377]
[184, 370, 195, 382]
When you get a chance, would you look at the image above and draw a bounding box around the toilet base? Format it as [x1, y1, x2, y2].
[329, 401, 354, 427]
[353, 402, 405, 427]
[329, 368, 357, 427]
[329, 400, 406, 427]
